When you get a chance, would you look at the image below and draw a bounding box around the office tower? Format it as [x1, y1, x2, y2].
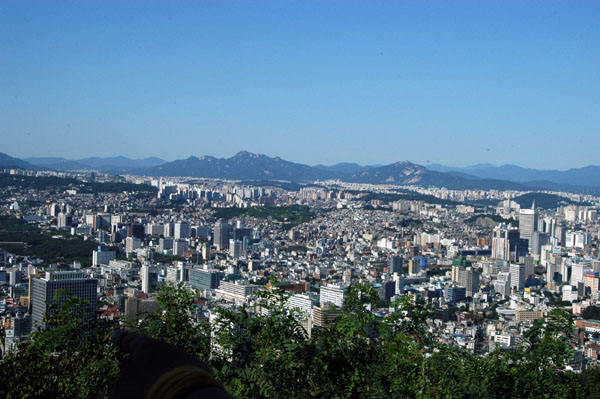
[201, 243, 210, 261]
[159, 237, 174, 254]
[229, 239, 243, 258]
[31, 271, 97, 329]
[174, 222, 191, 240]
[379, 281, 396, 301]
[188, 268, 223, 291]
[531, 232, 548, 256]
[524, 255, 535, 276]
[57, 212, 70, 228]
[584, 272, 599, 295]
[92, 248, 116, 266]
[9, 269, 22, 285]
[494, 272, 511, 297]
[234, 227, 253, 241]
[140, 265, 158, 294]
[163, 223, 174, 238]
[125, 237, 141, 255]
[287, 293, 313, 317]
[389, 255, 403, 275]
[458, 267, 481, 297]
[173, 239, 188, 256]
[125, 296, 159, 321]
[393, 272, 405, 296]
[146, 223, 163, 236]
[408, 258, 419, 275]
[492, 225, 519, 261]
[319, 284, 346, 308]
[443, 285, 466, 304]
[571, 263, 585, 287]
[128, 223, 145, 240]
[509, 263, 526, 291]
[519, 202, 537, 252]
[213, 219, 229, 250]
[312, 303, 340, 327]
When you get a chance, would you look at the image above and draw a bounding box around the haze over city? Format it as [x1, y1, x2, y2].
[1, 1, 599, 169]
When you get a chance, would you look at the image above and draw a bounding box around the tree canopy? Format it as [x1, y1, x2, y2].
[1, 282, 599, 399]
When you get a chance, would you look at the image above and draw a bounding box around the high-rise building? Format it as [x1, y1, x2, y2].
[159, 237, 174, 254]
[492, 225, 521, 261]
[31, 271, 97, 329]
[531, 232, 548, 256]
[189, 268, 223, 291]
[408, 258, 419, 275]
[571, 263, 585, 287]
[140, 265, 158, 294]
[124, 296, 158, 321]
[229, 239, 243, 258]
[393, 272, 405, 297]
[213, 219, 229, 250]
[443, 285, 466, 304]
[128, 223, 145, 240]
[163, 223, 173, 237]
[92, 248, 116, 266]
[509, 263, 526, 291]
[319, 284, 346, 308]
[173, 239, 188, 256]
[524, 255, 535, 276]
[312, 303, 340, 327]
[388, 255, 403, 275]
[286, 293, 314, 317]
[174, 222, 191, 240]
[125, 237, 142, 255]
[519, 202, 537, 252]
[494, 272, 511, 297]
[458, 267, 481, 297]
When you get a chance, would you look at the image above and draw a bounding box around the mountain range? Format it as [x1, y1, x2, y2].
[428, 163, 600, 188]
[24, 156, 167, 173]
[2, 151, 600, 194]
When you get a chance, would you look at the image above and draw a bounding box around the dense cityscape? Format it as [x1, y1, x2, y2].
[3, 1, 599, 398]
[1, 156, 600, 397]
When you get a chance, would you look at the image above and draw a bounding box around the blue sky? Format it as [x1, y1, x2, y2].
[1, 1, 599, 169]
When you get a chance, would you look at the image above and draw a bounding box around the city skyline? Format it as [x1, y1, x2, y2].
[1, 1, 599, 169]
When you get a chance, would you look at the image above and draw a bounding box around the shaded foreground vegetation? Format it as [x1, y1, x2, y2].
[1, 283, 600, 399]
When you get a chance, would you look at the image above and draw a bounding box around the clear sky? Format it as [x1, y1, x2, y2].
[1, 1, 599, 169]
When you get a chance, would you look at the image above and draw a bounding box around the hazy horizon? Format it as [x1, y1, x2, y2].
[10, 150, 597, 172]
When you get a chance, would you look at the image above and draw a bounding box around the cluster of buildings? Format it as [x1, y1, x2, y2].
[1, 170, 600, 369]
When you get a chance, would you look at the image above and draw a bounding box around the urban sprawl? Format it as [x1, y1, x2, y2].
[2, 167, 600, 369]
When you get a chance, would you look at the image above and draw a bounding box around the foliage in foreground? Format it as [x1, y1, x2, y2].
[2, 282, 600, 399]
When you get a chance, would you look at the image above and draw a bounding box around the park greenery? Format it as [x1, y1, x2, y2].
[0, 216, 97, 265]
[2, 282, 600, 398]
[0, 173, 157, 195]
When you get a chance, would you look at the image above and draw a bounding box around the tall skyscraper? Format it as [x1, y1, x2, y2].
[141, 264, 158, 294]
[31, 271, 98, 329]
[509, 263, 526, 291]
[388, 255, 403, 275]
[519, 201, 537, 252]
[174, 222, 191, 239]
[213, 219, 230, 250]
[492, 225, 520, 261]
[494, 271, 511, 297]
[458, 267, 481, 297]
